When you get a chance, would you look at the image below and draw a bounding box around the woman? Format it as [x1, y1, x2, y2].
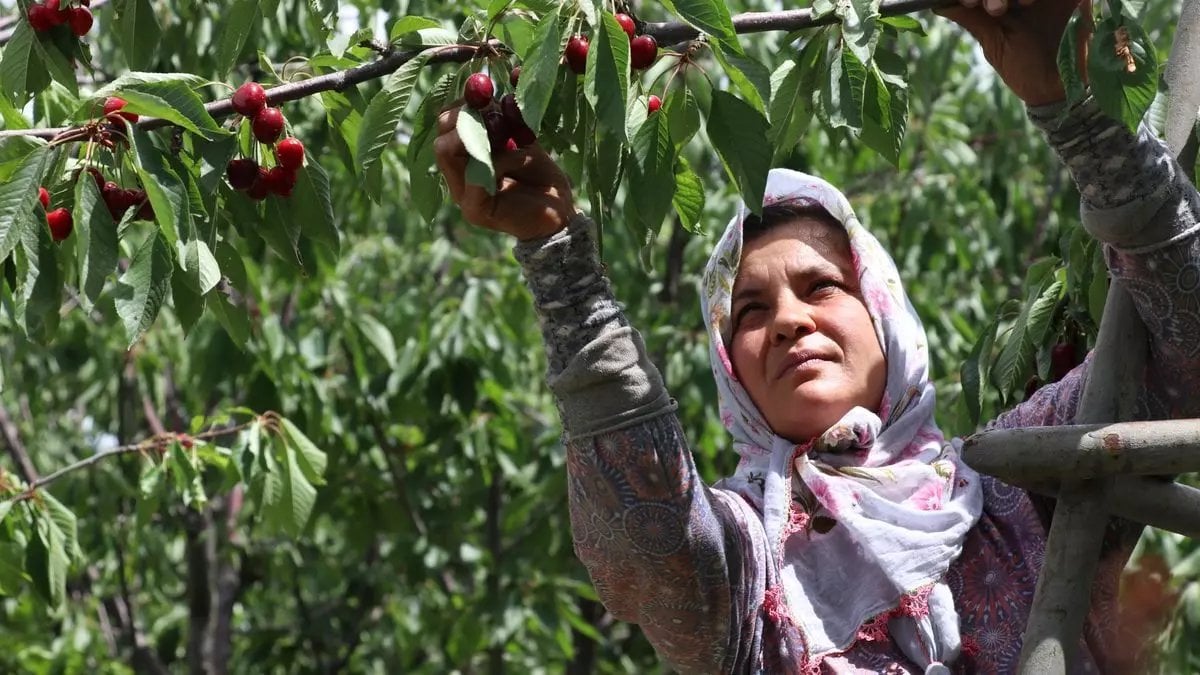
[434, 0, 1200, 671]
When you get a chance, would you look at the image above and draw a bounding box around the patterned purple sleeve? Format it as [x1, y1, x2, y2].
[513, 217, 765, 672]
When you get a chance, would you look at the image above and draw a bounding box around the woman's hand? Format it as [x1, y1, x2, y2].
[434, 103, 577, 241]
[936, 0, 1094, 106]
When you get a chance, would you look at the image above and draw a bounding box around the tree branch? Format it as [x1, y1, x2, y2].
[0, 0, 959, 140]
[0, 402, 39, 483]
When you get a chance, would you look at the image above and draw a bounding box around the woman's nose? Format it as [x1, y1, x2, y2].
[771, 298, 816, 344]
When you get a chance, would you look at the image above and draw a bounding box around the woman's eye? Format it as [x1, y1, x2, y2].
[811, 279, 840, 294]
[735, 303, 765, 326]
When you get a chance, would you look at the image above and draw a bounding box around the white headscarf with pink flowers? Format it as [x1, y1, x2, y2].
[702, 170, 984, 672]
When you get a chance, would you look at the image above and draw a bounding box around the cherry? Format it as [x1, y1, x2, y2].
[648, 95, 662, 114]
[482, 110, 510, 154]
[275, 138, 305, 171]
[136, 193, 155, 221]
[38, 186, 50, 209]
[1050, 342, 1076, 382]
[464, 73, 495, 110]
[85, 167, 104, 191]
[509, 67, 521, 88]
[251, 107, 285, 143]
[630, 35, 658, 70]
[499, 94, 536, 147]
[565, 35, 589, 75]
[104, 97, 138, 124]
[46, 208, 72, 242]
[504, 138, 519, 152]
[615, 13, 636, 39]
[247, 167, 272, 200]
[27, 4, 55, 32]
[68, 7, 92, 36]
[226, 158, 260, 191]
[232, 82, 267, 117]
[265, 166, 298, 197]
[44, 0, 67, 26]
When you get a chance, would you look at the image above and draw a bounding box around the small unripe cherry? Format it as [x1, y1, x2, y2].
[509, 67, 521, 88]
[630, 35, 658, 70]
[275, 137, 305, 171]
[615, 13, 636, 39]
[464, 73, 495, 110]
[232, 82, 267, 117]
[251, 107, 285, 144]
[226, 158, 259, 191]
[648, 95, 662, 114]
[46, 208, 72, 241]
[68, 7, 92, 36]
[38, 186, 50, 209]
[565, 35, 589, 75]
[103, 97, 138, 124]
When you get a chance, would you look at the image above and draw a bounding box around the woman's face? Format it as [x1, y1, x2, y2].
[729, 218, 887, 443]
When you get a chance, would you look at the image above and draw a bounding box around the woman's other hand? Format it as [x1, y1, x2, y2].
[434, 103, 577, 241]
[936, 0, 1094, 106]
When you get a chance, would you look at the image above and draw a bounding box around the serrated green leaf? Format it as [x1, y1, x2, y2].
[707, 91, 771, 216]
[356, 52, 431, 200]
[664, 85, 701, 149]
[585, 14, 630, 140]
[628, 111, 676, 235]
[515, 9, 566, 134]
[838, 0, 883, 66]
[879, 15, 925, 35]
[658, 0, 738, 48]
[0, 19, 35, 102]
[458, 108, 496, 195]
[89, 79, 224, 139]
[859, 52, 908, 165]
[215, 0, 260, 76]
[672, 157, 705, 233]
[823, 44, 867, 132]
[355, 313, 397, 367]
[261, 196, 305, 273]
[769, 33, 827, 162]
[389, 16, 442, 42]
[13, 207, 60, 343]
[132, 133, 191, 247]
[114, 0, 162, 70]
[1056, 11, 1089, 107]
[994, 260, 1057, 399]
[114, 233, 173, 347]
[712, 43, 771, 113]
[1088, 17, 1159, 132]
[0, 144, 50, 264]
[182, 240, 220, 294]
[73, 173, 118, 311]
[170, 271, 205, 335]
[280, 418, 328, 485]
[28, 30, 77, 97]
[290, 162, 339, 253]
[40, 493, 81, 561]
[398, 28, 458, 47]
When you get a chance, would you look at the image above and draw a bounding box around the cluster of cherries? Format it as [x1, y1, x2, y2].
[223, 82, 306, 199]
[464, 72, 537, 154]
[564, 13, 658, 74]
[86, 167, 155, 222]
[26, 0, 92, 36]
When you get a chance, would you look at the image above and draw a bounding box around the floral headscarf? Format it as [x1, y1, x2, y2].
[702, 169, 984, 672]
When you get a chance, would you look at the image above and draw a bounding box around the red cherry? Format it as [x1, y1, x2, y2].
[504, 138, 519, 152]
[264, 166, 298, 197]
[136, 196, 155, 221]
[275, 138, 305, 171]
[499, 94, 536, 147]
[615, 13, 636, 39]
[46, 208, 72, 241]
[482, 110, 511, 154]
[509, 67, 521, 88]
[565, 35, 589, 75]
[247, 168, 271, 200]
[1050, 343, 1076, 382]
[38, 186, 50, 209]
[68, 7, 92, 36]
[464, 73, 495, 110]
[231, 82, 267, 118]
[226, 159, 260, 191]
[27, 5, 55, 32]
[648, 95, 662, 114]
[103, 97, 139, 124]
[251, 107, 285, 144]
[45, 0, 67, 26]
[630, 35, 658, 70]
[85, 167, 104, 191]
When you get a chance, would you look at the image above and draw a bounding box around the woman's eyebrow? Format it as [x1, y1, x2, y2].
[731, 286, 762, 306]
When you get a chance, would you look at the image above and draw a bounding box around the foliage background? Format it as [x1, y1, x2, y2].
[0, 0, 1196, 672]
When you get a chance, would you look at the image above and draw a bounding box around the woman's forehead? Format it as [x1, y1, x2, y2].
[734, 219, 854, 281]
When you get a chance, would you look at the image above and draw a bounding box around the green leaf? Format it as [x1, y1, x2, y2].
[837, 0, 883, 66]
[628, 110, 676, 235]
[994, 259, 1057, 399]
[28, 30, 77, 97]
[585, 13, 630, 140]
[182, 240, 221, 295]
[0, 19, 34, 102]
[13, 207, 60, 343]
[658, 0, 738, 48]
[1088, 17, 1159, 132]
[170, 272, 206, 335]
[398, 28, 459, 47]
[879, 15, 925, 35]
[389, 16, 442, 42]
[859, 51, 909, 165]
[169, 443, 207, 508]
[91, 76, 225, 139]
[356, 51, 432, 200]
[25, 512, 68, 608]
[707, 91, 771, 216]
[1056, 11, 1089, 106]
[132, 133, 191, 247]
[355, 313, 397, 367]
[278, 439, 318, 537]
[261, 196, 305, 273]
[458, 108, 496, 195]
[712, 43, 771, 113]
[672, 157, 706, 233]
[769, 33, 827, 162]
[664, 85, 701, 149]
[114, 0, 162, 70]
[290, 162, 339, 254]
[40, 493, 81, 561]
[280, 418, 328, 485]
[114, 233, 174, 348]
[515, 9, 566, 134]
[0, 144, 51, 264]
[822, 44, 868, 132]
[73, 172, 119, 311]
[215, 0, 260, 77]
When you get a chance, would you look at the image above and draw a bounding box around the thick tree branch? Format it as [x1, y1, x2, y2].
[0, 0, 959, 140]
